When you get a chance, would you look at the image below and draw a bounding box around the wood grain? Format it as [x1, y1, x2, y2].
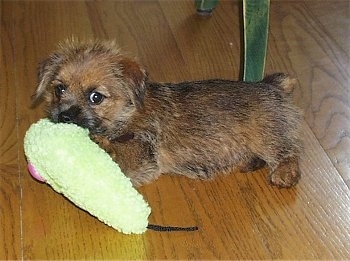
[159, 1, 242, 81]
[266, 1, 350, 185]
[0, 2, 17, 166]
[0, 2, 22, 260]
[1, 0, 349, 259]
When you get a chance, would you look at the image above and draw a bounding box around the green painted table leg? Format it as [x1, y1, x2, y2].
[243, 0, 270, 82]
[195, 0, 219, 15]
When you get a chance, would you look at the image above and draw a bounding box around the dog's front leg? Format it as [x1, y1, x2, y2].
[91, 134, 160, 187]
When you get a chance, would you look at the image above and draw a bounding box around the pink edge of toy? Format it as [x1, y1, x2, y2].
[27, 163, 46, 182]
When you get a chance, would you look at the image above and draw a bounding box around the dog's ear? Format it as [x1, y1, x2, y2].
[35, 58, 51, 101]
[119, 57, 147, 108]
[34, 53, 63, 103]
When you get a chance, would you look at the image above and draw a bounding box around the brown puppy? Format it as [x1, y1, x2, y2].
[35, 39, 302, 188]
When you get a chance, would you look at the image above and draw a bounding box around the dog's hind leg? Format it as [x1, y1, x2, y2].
[240, 157, 266, 173]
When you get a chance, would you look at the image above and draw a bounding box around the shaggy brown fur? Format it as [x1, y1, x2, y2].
[35, 39, 302, 188]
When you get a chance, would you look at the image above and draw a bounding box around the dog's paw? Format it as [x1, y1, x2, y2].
[268, 157, 301, 188]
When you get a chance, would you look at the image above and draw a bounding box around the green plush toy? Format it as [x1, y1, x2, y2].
[24, 119, 151, 234]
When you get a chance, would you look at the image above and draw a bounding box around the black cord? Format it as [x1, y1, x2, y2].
[147, 224, 199, 232]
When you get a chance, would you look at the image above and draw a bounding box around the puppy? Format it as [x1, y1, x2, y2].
[35, 39, 302, 188]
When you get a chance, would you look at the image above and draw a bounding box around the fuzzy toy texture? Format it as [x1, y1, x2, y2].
[24, 119, 151, 234]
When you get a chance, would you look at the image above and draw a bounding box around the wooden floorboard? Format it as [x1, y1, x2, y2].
[266, 1, 350, 185]
[1, 0, 349, 260]
[1, 2, 22, 260]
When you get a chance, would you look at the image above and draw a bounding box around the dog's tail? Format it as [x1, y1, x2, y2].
[262, 73, 297, 94]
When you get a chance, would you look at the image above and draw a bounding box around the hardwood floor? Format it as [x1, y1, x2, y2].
[1, 0, 349, 259]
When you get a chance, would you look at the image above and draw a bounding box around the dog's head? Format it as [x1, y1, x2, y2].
[35, 39, 147, 137]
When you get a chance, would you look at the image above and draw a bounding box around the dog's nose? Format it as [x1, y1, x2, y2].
[57, 106, 81, 123]
[58, 111, 73, 123]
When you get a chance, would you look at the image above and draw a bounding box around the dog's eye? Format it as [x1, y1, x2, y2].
[89, 91, 105, 105]
[55, 84, 67, 97]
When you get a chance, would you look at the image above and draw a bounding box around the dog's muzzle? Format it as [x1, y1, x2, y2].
[57, 106, 82, 124]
